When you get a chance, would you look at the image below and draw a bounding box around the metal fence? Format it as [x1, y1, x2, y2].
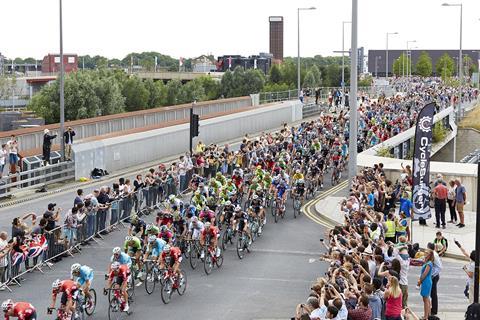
[0, 182, 180, 292]
[0, 161, 75, 199]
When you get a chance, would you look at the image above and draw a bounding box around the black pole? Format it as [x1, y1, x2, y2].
[474, 160, 480, 303]
[189, 106, 193, 155]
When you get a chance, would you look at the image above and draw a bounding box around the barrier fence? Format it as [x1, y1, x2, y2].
[0, 177, 190, 293]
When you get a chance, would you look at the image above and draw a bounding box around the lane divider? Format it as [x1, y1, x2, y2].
[301, 180, 348, 228]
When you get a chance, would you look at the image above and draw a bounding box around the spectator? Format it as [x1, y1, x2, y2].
[63, 207, 79, 249]
[7, 134, 18, 173]
[396, 246, 410, 308]
[31, 218, 47, 235]
[0, 232, 9, 285]
[74, 189, 84, 207]
[0, 144, 6, 178]
[365, 283, 382, 320]
[42, 129, 57, 166]
[447, 180, 457, 224]
[433, 231, 448, 256]
[294, 296, 318, 320]
[347, 294, 372, 320]
[63, 126, 76, 161]
[433, 179, 448, 229]
[178, 155, 187, 192]
[454, 179, 466, 228]
[195, 140, 205, 154]
[418, 250, 434, 320]
[456, 240, 475, 303]
[427, 243, 443, 317]
[384, 275, 403, 320]
[43, 203, 60, 232]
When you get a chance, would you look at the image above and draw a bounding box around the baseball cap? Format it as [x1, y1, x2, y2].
[48, 203, 56, 210]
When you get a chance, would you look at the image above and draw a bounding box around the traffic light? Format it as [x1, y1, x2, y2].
[191, 113, 199, 137]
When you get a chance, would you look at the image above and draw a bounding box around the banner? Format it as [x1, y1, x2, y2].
[412, 102, 436, 221]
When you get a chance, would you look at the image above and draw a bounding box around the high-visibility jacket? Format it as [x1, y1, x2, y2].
[385, 220, 396, 238]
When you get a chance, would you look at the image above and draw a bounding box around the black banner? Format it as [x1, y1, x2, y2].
[412, 102, 436, 221]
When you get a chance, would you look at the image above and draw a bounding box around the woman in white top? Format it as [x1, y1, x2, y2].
[0, 144, 6, 178]
[447, 180, 457, 223]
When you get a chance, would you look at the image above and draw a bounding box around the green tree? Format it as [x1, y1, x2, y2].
[122, 77, 149, 111]
[392, 53, 412, 76]
[302, 71, 316, 89]
[181, 79, 206, 103]
[143, 79, 167, 108]
[415, 51, 433, 77]
[165, 79, 183, 105]
[268, 64, 282, 84]
[220, 70, 235, 98]
[310, 65, 322, 87]
[195, 76, 221, 100]
[324, 64, 341, 87]
[435, 53, 455, 79]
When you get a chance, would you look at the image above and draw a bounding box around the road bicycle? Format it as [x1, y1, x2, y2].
[203, 244, 224, 275]
[160, 265, 187, 304]
[236, 229, 251, 259]
[104, 286, 132, 320]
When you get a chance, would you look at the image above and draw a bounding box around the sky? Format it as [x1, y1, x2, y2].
[1, 0, 480, 60]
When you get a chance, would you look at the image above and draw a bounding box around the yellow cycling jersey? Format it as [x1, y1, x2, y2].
[292, 173, 304, 181]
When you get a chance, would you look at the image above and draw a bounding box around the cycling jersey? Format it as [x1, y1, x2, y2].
[232, 175, 243, 188]
[159, 230, 174, 243]
[292, 173, 304, 181]
[161, 247, 182, 263]
[111, 252, 132, 267]
[73, 265, 94, 286]
[199, 210, 215, 223]
[54, 280, 78, 300]
[123, 237, 142, 252]
[6, 302, 36, 320]
[201, 227, 218, 240]
[109, 265, 130, 283]
[147, 225, 160, 235]
[148, 238, 166, 257]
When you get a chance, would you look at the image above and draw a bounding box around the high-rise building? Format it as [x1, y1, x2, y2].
[269, 16, 284, 62]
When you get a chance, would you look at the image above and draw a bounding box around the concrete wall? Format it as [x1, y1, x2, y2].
[0, 96, 252, 153]
[73, 100, 302, 180]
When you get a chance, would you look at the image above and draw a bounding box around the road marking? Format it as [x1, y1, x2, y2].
[236, 277, 312, 284]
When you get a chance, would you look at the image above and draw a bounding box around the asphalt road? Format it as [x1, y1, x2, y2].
[2, 188, 333, 320]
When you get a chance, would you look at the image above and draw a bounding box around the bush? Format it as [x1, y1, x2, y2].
[376, 145, 393, 158]
[432, 122, 448, 143]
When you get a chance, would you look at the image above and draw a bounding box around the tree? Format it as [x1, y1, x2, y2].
[435, 53, 455, 79]
[220, 70, 235, 98]
[122, 77, 149, 111]
[310, 65, 322, 87]
[302, 71, 317, 89]
[393, 53, 412, 76]
[143, 79, 167, 108]
[268, 64, 282, 84]
[181, 79, 206, 103]
[165, 79, 183, 105]
[324, 64, 341, 87]
[415, 51, 433, 77]
[195, 76, 221, 100]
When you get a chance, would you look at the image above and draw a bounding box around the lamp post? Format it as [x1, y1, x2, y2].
[385, 32, 398, 79]
[348, 0, 358, 187]
[342, 21, 351, 105]
[59, 0, 65, 161]
[375, 56, 381, 78]
[405, 40, 416, 81]
[297, 7, 316, 100]
[442, 3, 463, 105]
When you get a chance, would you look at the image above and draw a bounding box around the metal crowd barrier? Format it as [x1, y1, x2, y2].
[0, 178, 181, 292]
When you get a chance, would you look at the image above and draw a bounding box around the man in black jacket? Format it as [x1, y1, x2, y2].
[43, 129, 57, 166]
[63, 127, 76, 161]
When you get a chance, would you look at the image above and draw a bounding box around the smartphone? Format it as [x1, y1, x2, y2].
[320, 238, 324, 242]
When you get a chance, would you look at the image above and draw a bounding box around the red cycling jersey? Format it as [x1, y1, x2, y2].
[5, 302, 36, 320]
[232, 175, 243, 188]
[199, 210, 215, 223]
[53, 280, 78, 300]
[161, 247, 182, 263]
[109, 264, 130, 282]
[200, 227, 218, 240]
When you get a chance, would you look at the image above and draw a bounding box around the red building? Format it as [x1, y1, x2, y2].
[41, 54, 78, 73]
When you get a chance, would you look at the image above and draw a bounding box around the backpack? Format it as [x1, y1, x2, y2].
[466, 303, 480, 320]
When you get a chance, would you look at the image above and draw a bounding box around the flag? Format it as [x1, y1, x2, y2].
[254, 59, 257, 69]
[27, 235, 48, 259]
[228, 57, 232, 69]
[179, 57, 184, 67]
[411, 102, 436, 221]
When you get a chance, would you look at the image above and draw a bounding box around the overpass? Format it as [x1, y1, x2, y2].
[135, 71, 224, 82]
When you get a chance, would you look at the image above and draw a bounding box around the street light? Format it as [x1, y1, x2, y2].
[297, 6, 316, 100]
[375, 56, 382, 78]
[385, 32, 399, 79]
[342, 21, 351, 105]
[348, 0, 358, 187]
[405, 40, 416, 79]
[59, 0, 65, 161]
[442, 3, 463, 104]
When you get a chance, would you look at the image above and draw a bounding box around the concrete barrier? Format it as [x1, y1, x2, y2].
[73, 100, 303, 180]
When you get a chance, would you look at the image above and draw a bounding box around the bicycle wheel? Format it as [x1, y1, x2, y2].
[85, 288, 97, 316]
[71, 304, 85, 320]
[177, 271, 187, 296]
[161, 279, 173, 304]
[274, 207, 278, 223]
[108, 297, 119, 320]
[127, 275, 135, 302]
[251, 222, 258, 242]
[216, 250, 224, 268]
[189, 244, 199, 269]
[204, 251, 213, 275]
[144, 268, 156, 295]
[221, 230, 229, 250]
[236, 235, 245, 259]
[271, 201, 276, 217]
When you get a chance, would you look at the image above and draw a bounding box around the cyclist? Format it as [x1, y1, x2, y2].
[104, 262, 130, 312]
[48, 279, 79, 316]
[145, 224, 160, 238]
[70, 263, 94, 301]
[220, 200, 235, 226]
[275, 179, 289, 213]
[232, 206, 252, 245]
[215, 171, 227, 186]
[292, 169, 304, 183]
[111, 247, 132, 270]
[167, 194, 184, 211]
[128, 214, 146, 238]
[188, 216, 204, 241]
[123, 235, 143, 278]
[199, 206, 215, 225]
[2, 300, 36, 320]
[159, 225, 174, 244]
[250, 194, 265, 231]
[191, 191, 206, 209]
[200, 222, 220, 259]
[159, 245, 182, 279]
[144, 234, 166, 265]
[293, 179, 306, 203]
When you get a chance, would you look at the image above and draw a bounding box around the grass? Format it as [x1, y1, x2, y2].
[459, 102, 480, 131]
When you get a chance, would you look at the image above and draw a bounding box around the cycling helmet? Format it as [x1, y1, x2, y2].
[125, 236, 133, 242]
[194, 191, 200, 196]
[163, 245, 171, 253]
[225, 201, 231, 206]
[253, 194, 258, 200]
[71, 263, 81, 273]
[256, 186, 262, 191]
[205, 222, 211, 228]
[296, 169, 301, 173]
[168, 194, 175, 201]
[298, 179, 304, 184]
[160, 225, 168, 232]
[112, 247, 121, 255]
[146, 224, 154, 231]
[111, 262, 120, 271]
[130, 214, 138, 223]
[1, 299, 13, 312]
[234, 206, 241, 212]
[148, 234, 157, 243]
[52, 279, 61, 290]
